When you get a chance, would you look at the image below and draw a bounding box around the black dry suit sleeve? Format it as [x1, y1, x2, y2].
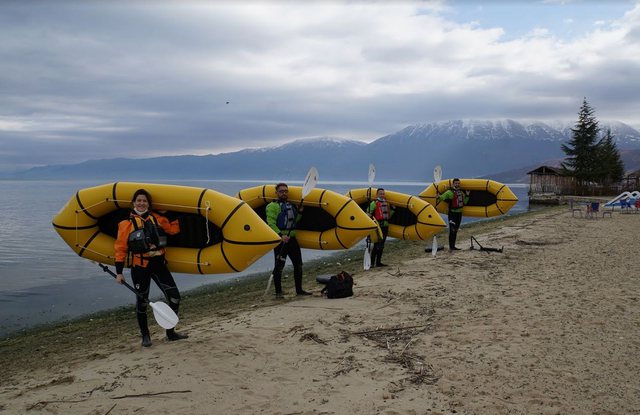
[115, 261, 125, 274]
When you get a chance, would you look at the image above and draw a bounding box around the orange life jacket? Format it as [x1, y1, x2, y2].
[114, 212, 179, 268]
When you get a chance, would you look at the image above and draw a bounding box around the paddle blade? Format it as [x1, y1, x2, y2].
[363, 247, 371, 270]
[263, 274, 274, 297]
[302, 167, 319, 198]
[368, 164, 376, 186]
[150, 301, 179, 329]
[431, 235, 438, 257]
[433, 165, 442, 183]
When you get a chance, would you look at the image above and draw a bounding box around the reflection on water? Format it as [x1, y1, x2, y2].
[0, 179, 529, 336]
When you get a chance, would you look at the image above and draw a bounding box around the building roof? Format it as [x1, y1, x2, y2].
[526, 165, 564, 175]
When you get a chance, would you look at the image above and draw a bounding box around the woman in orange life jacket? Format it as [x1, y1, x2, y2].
[367, 188, 394, 267]
[437, 178, 469, 251]
[114, 189, 188, 347]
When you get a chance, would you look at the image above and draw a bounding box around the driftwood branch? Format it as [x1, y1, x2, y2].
[351, 324, 430, 336]
[111, 390, 191, 400]
[27, 399, 89, 410]
[400, 338, 415, 356]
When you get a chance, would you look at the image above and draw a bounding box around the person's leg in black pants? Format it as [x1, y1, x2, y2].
[370, 225, 389, 266]
[147, 257, 188, 341]
[448, 211, 463, 250]
[131, 266, 153, 346]
[271, 237, 306, 295]
[272, 242, 287, 296]
[285, 237, 306, 294]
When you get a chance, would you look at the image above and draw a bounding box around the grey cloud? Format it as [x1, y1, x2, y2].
[1, 1, 640, 174]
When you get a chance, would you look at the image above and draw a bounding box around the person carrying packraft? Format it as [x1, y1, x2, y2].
[266, 182, 311, 298]
[367, 188, 394, 267]
[437, 178, 469, 251]
[114, 188, 188, 347]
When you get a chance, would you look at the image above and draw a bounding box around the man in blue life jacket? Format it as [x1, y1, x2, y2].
[266, 182, 312, 298]
[437, 178, 469, 251]
[367, 188, 394, 267]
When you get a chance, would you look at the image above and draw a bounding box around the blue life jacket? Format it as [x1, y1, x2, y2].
[276, 202, 297, 231]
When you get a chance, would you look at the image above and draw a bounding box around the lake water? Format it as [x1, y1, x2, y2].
[0, 179, 530, 337]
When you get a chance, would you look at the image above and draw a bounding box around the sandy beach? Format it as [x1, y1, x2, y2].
[1, 206, 639, 414]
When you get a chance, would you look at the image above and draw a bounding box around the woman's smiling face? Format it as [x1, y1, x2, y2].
[134, 194, 149, 211]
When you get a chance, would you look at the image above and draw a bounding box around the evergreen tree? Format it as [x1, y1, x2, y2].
[595, 129, 625, 184]
[561, 98, 600, 185]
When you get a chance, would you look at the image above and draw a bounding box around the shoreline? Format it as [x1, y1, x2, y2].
[0, 208, 533, 340]
[0, 209, 534, 377]
[3, 205, 638, 414]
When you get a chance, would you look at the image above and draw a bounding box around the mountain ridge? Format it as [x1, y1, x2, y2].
[9, 120, 640, 181]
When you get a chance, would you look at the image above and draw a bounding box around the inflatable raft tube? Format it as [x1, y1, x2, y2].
[52, 182, 281, 274]
[236, 185, 378, 250]
[419, 178, 518, 217]
[347, 188, 446, 242]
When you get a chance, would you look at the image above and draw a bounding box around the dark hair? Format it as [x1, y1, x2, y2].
[376, 188, 385, 193]
[275, 183, 288, 191]
[132, 188, 152, 207]
[453, 178, 460, 182]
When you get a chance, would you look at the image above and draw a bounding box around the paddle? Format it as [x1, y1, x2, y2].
[98, 263, 178, 329]
[363, 164, 376, 270]
[431, 165, 442, 257]
[433, 165, 442, 184]
[301, 166, 319, 205]
[264, 167, 319, 296]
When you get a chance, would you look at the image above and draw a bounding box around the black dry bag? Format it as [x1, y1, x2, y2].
[321, 271, 353, 299]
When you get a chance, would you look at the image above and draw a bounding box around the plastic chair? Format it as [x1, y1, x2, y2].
[570, 199, 583, 217]
[585, 202, 599, 219]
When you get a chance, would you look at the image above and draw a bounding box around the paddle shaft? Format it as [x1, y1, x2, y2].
[431, 165, 443, 256]
[98, 263, 149, 303]
[364, 164, 375, 270]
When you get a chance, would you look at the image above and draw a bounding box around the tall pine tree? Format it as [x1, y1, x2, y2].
[595, 128, 625, 185]
[562, 98, 600, 185]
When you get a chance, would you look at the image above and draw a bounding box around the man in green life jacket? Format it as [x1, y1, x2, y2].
[266, 182, 312, 298]
[437, 178, 469, 251]
[367, 188, 395, 267]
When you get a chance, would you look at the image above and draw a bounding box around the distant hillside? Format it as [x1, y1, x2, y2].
[486, 149, 640, 183]
[10, 120, 640, 181]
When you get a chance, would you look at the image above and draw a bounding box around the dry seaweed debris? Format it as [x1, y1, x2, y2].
[299, 332, 328, 345]
[352, 324, 440, 386]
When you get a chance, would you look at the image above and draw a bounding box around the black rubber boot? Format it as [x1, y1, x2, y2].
[293, 268, 310, 296]
[141, 334, 152, 347]
[376, 247, 385, 266]
[166, 328, 189, 341]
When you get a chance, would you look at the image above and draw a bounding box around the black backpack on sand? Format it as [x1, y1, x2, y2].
[320, 271, 353, 299]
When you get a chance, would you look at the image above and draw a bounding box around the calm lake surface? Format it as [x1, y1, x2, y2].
[0, 179, 530, 337]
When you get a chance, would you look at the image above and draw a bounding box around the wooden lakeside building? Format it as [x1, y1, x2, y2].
[527, 165, 640, 205]
[623, 169, 640, 190]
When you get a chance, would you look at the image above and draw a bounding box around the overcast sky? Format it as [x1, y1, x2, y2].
[1, 0, 639, 173]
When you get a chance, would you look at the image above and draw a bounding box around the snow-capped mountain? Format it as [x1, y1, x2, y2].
[11, 120, 640, 180]
[376, 119, 638, 145]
